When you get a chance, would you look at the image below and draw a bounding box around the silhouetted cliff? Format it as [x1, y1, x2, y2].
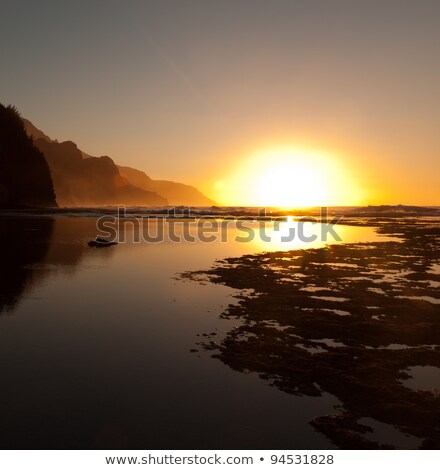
[23, 118, 93, 159]
[118, 165, 214, 206]
[22, 117, 214, 207]
[22, 118, 53, 143]
[34, 139, 167, 207]
[0, 104, 57, 208]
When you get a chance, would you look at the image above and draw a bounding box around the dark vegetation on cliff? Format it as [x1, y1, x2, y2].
[0, 104, 57, 208]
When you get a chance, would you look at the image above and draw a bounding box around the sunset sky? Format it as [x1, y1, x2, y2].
[1, 0, 439, 205]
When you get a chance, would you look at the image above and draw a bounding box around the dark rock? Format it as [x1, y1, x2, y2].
[88, 237, 118, 248]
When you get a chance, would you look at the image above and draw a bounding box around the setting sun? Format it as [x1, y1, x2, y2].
[255, 156, 328, 207]
[1, 0, 440, 456]
[214, 148, 366, 207]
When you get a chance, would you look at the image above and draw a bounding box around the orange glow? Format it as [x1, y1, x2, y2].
[212, 147, 366, 207]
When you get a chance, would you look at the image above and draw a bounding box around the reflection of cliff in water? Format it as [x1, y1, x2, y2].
[0, 217, 54, 313]
[0, 216, 113, 314]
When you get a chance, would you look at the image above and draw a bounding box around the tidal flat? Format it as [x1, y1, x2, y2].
[0, 213, 439, 449]
[184, 217, 440, 449]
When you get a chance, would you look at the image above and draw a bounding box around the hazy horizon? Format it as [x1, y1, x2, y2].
[1, 0, 439, 206]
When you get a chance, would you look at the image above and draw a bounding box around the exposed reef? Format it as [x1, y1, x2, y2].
[183, 218, 440, 449]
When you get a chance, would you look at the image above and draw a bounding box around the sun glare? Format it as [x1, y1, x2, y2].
[214, 147, 365, 208]
[255, 158, 328, 207]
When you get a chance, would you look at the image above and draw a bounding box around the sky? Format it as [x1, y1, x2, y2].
[1, 0, 439, 205]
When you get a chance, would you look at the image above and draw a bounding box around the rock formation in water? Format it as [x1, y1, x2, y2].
[0, 104, 57, 208]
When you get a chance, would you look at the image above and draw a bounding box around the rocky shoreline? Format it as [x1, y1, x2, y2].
[184, 218, 440, 449]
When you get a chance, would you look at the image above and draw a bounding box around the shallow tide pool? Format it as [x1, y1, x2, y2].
[0, 216, 403, 448]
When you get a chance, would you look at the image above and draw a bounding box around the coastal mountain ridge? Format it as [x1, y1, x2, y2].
[34, 138, 167, 207]
[23, 118, 94, 159]
[22, 117, 214, 207]
[118, 165, 214, 207]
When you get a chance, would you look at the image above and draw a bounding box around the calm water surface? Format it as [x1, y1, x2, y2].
[0, 216, 392, 449]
